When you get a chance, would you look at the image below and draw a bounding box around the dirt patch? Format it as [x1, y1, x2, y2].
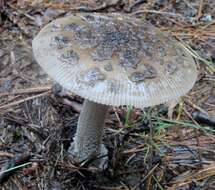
[0, 0, 215, 189]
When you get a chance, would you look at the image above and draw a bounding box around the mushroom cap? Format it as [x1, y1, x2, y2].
[32, 13, 197, 108]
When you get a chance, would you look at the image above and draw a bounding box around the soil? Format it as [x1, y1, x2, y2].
[0, 0, 215, 189]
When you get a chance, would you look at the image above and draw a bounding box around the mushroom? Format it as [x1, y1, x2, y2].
[32, 13, 197, 168]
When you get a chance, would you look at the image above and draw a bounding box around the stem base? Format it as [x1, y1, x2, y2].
[68, 143, 108, 169]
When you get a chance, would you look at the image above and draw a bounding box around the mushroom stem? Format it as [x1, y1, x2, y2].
[72, 99, 109, 161]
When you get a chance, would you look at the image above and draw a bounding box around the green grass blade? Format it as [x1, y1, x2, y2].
[0, 162, 32, 175]
[179, 42, 215, 73]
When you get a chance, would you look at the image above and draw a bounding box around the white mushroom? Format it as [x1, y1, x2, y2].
[32, 13, 197, 168]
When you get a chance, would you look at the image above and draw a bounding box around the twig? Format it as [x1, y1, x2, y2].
[182, 0, 195, 11]
[44, 0, 123, 12]
[0, 152, 14, 158]
[131, 163, 159, 190]
[146, 121, 154, 190]
[0, 91, 51, 111]
[113, 108, 124, 128]
[62, 99, 82, 113]
[7, 2, 38, 22]
[0, 85, 51, 97]
[56, 162, 99, 173]
[168, 164, 215, 189]
[184, 98, 208, 115]
[123, 144, 146, 154]
[2, 5, 31, 37]
[196, 0, 204, 20]
[201, 20, 215, 30]
[183, 108, 203, 168]
[132, 9, 184, 18]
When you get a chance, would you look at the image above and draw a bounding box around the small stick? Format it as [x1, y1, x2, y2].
[62, 99, 82, 113]
[196, 0, 204, 20]
[146, 121, 154, 190]
[113, 108, 124, 128]
[131, 164, 159, 190]
[132, 9, 184, 18]
[0, 152, 14, 158]
[0, 85, 51, 96]
[0, 91, 51, 111]
[184, 98, 208, 115]
[123, 144, 146, 154]
[183, 107, 203, 168]
[44, 0, 123, 12]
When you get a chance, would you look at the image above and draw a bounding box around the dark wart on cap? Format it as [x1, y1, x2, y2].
[32, 13, 197, 168]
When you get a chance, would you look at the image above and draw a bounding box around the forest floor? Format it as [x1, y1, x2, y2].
[0, 0, 215, 189]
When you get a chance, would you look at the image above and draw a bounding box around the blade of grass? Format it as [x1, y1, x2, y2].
[176, 99, 184, 120]
[154, 117, 215, 133]
[179, 42, 215, 73]
[0, 162, 32, 175]
[125, 105, 133, 128]
[152, 175, 164, 190]
[144, 145, 150, 164]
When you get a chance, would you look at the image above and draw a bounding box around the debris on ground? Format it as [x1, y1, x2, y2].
[0, 0, 215, 189]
